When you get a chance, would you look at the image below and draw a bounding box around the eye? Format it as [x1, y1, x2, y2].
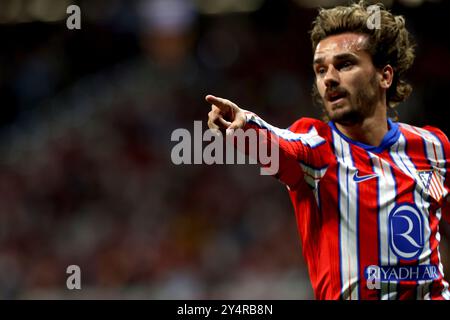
[316, 67, 326, 76]
[340, 61, 353, 70]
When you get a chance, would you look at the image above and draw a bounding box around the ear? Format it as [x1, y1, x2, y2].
[379, 64, 394, 89]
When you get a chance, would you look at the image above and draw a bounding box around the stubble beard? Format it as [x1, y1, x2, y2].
[324, 74, 379, 126]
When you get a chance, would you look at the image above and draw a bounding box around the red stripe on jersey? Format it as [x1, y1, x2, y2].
[424, 127, 450, 298]
[431, 128, 450, 222]
[350, 146, 380, 299]
[288, 123, 342, 300]
[400, 126, 447, 299]
[399, 128, 434, 299]
[381, 149, 416, 300]
[429, 207, 445, 299]
[313, 160, 342, 299]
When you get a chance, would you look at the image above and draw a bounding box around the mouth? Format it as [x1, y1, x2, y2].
[326, 91, 347, 107]
[330, 97, 346, 106]
[327, 91, 347, 102]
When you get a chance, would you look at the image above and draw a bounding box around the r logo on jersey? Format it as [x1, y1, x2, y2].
[417, 170, 446, 203]
[388, 203, 424, 261]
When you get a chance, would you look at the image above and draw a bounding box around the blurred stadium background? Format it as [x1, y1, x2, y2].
[0, 0, 449, 299]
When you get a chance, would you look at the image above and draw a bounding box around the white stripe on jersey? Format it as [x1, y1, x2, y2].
[246, 113, 326, 147]
[435, 208, 450, 299]
[429, 171, 446, 202]
[389, 133, 431, 299]
[399, 124, 450, 299]
[299, 162, 328, 188]
[332, 131, 359, 300]
[369, 153, 398, 300]
[400, 123, 448, 200]
[299, 162, 329, 207]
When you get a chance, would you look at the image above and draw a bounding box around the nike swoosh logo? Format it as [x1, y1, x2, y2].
[353, 170, 378, 183]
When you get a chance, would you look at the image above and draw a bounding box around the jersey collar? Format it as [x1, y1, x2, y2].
[328, 119, 400, 153]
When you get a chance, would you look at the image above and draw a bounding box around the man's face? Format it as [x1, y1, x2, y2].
[313, 33, 382, 125]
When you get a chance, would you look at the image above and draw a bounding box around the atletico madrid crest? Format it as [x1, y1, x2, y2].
[417, 170, 446, 203]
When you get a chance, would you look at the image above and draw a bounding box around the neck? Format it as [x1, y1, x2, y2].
[334, 107, 389, 147]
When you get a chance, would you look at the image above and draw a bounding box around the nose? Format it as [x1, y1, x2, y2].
[324, 65, 339, 88]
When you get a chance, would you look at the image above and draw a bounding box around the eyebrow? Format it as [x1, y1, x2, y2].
[313, 53, 359, 66]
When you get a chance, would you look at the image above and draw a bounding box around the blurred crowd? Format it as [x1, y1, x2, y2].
[0, 0, 449, 299]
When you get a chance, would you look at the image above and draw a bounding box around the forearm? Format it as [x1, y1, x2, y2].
[243, 111, 309, 161]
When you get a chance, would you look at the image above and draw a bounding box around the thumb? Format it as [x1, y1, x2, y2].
[226, 114, 246, 136]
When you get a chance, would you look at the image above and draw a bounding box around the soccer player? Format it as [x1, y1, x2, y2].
[205, 1, 450, 300]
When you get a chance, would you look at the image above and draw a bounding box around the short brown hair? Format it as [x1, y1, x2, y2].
[310, 1, 415, 116]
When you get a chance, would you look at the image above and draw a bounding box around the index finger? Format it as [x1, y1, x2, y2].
[205, 95, 231, 111]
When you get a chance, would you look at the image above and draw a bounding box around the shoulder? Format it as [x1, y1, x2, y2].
[398, 122, 450, 155]
[398, 122, 449, 144]
[288, 117, 329, 135]
[422, 125, 450, 145]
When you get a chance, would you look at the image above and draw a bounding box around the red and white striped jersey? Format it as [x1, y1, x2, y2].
[244, 113, 450, 300]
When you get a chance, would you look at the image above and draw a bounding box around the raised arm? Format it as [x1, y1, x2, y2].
[205, 95, 317, 161]
[205, 95, 329, 188]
